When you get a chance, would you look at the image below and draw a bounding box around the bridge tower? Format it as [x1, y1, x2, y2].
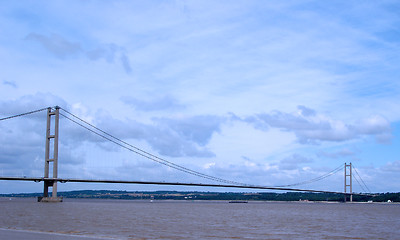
[344, 162, 352, 202]
[38, 106, 63, 202]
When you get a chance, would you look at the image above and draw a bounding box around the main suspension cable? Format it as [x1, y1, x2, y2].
[274, 164, 344, 188]
[59, 107, 347, 189]
[59, 110, 246, 186]
[352, 164, 371, 193]
[0, 107, 48, 121]
[353, 174, 367, 193]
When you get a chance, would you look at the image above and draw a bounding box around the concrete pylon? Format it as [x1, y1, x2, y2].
[344, 162, 352, 202]
[38, 106, 63, 202]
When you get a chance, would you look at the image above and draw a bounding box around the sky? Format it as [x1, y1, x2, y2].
[1, 0, 399, 194]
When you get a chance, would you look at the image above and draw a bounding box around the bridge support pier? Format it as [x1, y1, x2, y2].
[344, 162, 352, 202]
[38, 107, 62, 203]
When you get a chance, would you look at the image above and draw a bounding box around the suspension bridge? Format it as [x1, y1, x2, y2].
[0, 106, 372, 202]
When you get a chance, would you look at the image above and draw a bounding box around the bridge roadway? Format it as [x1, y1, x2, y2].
[0, 177, 373, 196]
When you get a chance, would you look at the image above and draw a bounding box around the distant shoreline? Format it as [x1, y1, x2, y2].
[2, 197, 399, 205]
[1, 190, 399, 202]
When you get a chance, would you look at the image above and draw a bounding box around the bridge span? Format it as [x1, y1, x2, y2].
[0, 106, 373, 202]
[0, 176, 373, 197]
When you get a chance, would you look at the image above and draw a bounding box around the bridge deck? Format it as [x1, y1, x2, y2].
[0, 177, 372, 196]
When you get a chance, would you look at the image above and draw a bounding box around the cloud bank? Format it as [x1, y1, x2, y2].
[246, 106, 391, 144]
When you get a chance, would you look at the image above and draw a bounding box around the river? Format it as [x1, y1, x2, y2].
[0, 197, 399, 239]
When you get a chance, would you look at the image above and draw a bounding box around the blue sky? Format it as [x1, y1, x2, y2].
[0, 1, 399, 194]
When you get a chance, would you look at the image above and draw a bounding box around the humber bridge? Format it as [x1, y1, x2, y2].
[0, 106, 372, 202]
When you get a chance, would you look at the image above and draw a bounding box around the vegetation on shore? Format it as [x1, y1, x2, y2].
[1, 190, 399, 202]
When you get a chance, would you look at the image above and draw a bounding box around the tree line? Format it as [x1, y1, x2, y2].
[1, 190, 399, 202]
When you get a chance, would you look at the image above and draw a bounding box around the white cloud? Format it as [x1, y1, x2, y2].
[2, 80, 17, 88]
[203, 162, 215, 169]
[317, 148, 356, 159]
[25, 32, 132, 74]
[381, 160, 400, 173]
[252, 106, 392, 144]
[25, 33, 81, 59]
[276, 154, 313, 171]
